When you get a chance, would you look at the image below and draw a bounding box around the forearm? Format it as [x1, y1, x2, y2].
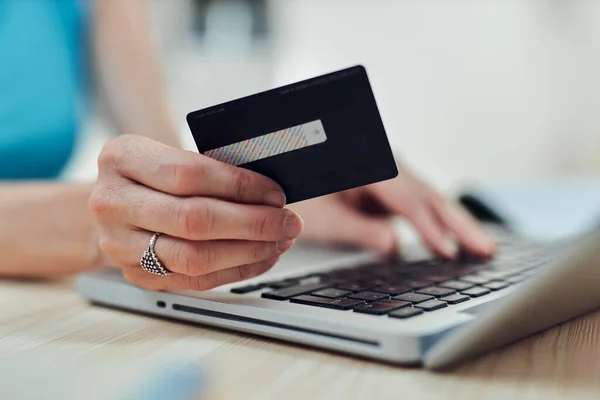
[0, 183, 104, 277]
[92, 0, 180, 147]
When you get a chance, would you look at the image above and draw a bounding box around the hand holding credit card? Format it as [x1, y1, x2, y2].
[187, 65, 398, 203]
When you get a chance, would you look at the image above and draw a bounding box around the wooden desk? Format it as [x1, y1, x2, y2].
[2, 278, 600, 400]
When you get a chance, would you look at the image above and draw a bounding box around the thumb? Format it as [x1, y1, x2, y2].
[333, 204, 397, 253]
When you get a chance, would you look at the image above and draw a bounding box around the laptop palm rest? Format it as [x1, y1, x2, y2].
[460, 300, 501, 316]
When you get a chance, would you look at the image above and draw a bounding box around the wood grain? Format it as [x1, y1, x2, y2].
[1, 279, 600, 400]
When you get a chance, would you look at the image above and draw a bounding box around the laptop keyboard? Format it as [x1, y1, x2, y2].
[230, 231, 566, 319]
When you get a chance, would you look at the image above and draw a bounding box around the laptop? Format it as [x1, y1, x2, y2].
[77, 223, 600, 369]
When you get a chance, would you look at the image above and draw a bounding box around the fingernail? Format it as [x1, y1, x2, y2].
[442, 238, 458, 258]
[264, 190, 286, 208]
[284, 212, 304, 239]
[277, 239, 295, 253]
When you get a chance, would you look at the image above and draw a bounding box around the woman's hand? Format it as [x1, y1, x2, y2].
[289, 164, 495, 258]
[90, 135, 304, 291]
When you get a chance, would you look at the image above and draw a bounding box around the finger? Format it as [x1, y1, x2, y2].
[326, 204, 397, 253]
[367, 183, 457, 258]
[156, 237, 295, 277]
[106, 228, 294, 276]
[432, 199, 496, 256]
[98, 184, 304, 241]
[404, 204, 458, 258]
[98, 135, 286, 207]
[122, 256, 280, 291]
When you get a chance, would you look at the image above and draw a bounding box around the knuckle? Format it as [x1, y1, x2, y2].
[182, 253, 198, 277]
[89, 189, 117, 219]
[232, 169, 253, 200]
[171, 155, 203, 193]
[251, 209, 289, 240]
[188, 242, 219, 276]
[201, 242, 220, 272]
[188, 274, 215, 291]
[97, 140, 119, 172]
[104, 135, 137, 172]
[252, 213, 272, 239]
[199, 199, 216, 235]
[249, 242, 271, 262]
[171, 241, 194, 276]
[176, 200, 206, 238]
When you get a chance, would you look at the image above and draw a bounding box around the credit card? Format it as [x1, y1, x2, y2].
[187, 65, 398, 204]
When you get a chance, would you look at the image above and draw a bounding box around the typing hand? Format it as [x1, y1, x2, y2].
[289, 163, 495, 258]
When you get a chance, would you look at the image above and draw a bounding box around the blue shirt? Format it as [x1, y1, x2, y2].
[0, 0, 86, 180]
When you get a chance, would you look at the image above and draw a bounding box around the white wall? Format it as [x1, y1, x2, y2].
[269, 0, 600, 191]
[64, 0, 600, 191]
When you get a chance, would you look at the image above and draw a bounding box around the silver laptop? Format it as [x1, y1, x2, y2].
[77, 224, 600, 369]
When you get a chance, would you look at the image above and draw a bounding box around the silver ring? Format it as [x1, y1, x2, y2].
[140, 233, 172, 276]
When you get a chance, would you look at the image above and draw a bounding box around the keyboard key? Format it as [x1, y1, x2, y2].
[348, 291, 389, 302]
[488, 262, 522, 272]
[298, 276, 325, 285]
[483, 280, 510, 291]
[403, 280, 432, 289]
[326, 267, 362, 278]
[460, 274, 490, 285]
[494, 261, 537, 273]
[373, 285, 412, 295]
[439, 280, 474, 291]
[415, 300, 448, 311]
[389, 307, 424, 319]
[478, 269, 518, 280]
[311, 288, 352, 299]
[452, 265, 486, 275]
[295, 273, 326, 280]
[262, 283, 331, 300]
[461, 286, 491, 298]
[336, 282, 376, 292]
[424, 274, 453, 283]
[231, 284, 264, 294]
[319, 275, 347, 284]
[416, 286, 456, 297]
[440, 294, 470, 304]
[290, 295, 364, 310]
[263, 279, 299, 289]
[392, 293, 434, 303]
[353, 300, 410, 315]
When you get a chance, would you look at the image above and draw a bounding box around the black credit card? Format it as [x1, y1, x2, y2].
[187, 65, 398, 204]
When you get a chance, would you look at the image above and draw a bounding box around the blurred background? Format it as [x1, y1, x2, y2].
[64, 0, 600, 194]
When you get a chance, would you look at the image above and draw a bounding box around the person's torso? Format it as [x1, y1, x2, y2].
[0, 0, 85, 180]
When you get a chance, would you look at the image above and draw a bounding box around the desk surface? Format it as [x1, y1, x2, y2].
[2, 275, 600, 399]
